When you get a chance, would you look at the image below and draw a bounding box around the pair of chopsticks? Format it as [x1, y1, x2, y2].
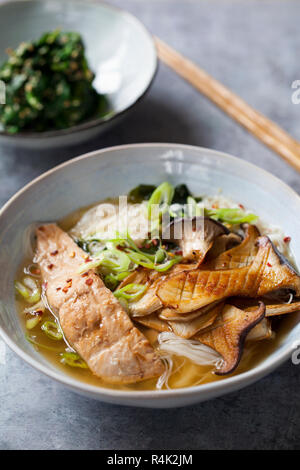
[155, 37, 300, 173]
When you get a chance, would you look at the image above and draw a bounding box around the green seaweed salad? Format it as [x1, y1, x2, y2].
[0, 30, 110, 134]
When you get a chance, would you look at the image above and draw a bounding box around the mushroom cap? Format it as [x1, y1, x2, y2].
[162, 216, 229, 262]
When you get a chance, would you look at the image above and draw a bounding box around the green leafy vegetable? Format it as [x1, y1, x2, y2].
[0, 30, 110, 133]
[172, 184, 192, 204]
[128, 184, 156, 203]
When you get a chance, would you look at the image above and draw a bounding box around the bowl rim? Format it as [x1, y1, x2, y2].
[0, 142, 298, 401]
[0, 0, 158, 140]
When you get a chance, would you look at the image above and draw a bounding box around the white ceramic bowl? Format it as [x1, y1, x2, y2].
[0, 0, 157, 149]
[0, 143, 299, 408]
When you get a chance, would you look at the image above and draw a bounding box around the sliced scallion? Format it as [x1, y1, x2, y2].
[187, 196, 203, 217]
[15, 277, 41, 303]
[147, 182, 174, 232]
[41, 320, 63, 341]
[126, 250, 181, 272]
[77, 248, 132, 275]
[26, 315, 42, 330]
[205, 207, 258, 225]
[114, 283, 147, 302]
[60, 352, 88, 369]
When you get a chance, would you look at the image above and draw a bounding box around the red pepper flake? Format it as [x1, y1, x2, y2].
[81, 272, 88, 277]
[238, 203, 245, 210]
[31, 267, 41, 275]
[62, 287, 69, 293]
[56, 287, 61, 291]
[85, 257, 92, 263]
[267, 262, 272, 267]
[284, 236, 291, 243]
[47, 263, 54, 270]
[85, 278, 93, 286]
[66, 278, 72, 283]
[50, 250, 58, 256]
[175, 250, 183, 256]
[35, 310, 43, 316]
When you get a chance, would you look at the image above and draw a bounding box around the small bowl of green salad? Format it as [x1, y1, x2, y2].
[0, 0, 157, 148]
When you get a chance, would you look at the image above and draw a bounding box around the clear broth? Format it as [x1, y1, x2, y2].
[15, 203, 300, 391]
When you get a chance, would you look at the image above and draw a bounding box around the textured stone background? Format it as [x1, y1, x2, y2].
[0, 0, 300, 450]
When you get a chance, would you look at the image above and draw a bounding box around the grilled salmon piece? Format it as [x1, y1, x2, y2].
[196, 303, 265, 375]
[35, 224, 163, 384]
[157, 236, 300, 314]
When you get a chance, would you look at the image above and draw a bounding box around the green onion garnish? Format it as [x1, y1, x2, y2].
[187, 196, 203, 217]
[41, 320, 63, 341]
[60, 352, 88, 369]
[15, 277, 41, 303]
[114, 283, 147, 302]
[26, 334, 61, 352]
[77, 247, 132, 275]
[205, 207, 258, 225]
[127, 251, 181, 272]
[26, 315, 42, 330]
[148, 182, 174, 232]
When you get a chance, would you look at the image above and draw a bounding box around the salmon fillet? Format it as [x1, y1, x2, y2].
[35, 224, 164, 384]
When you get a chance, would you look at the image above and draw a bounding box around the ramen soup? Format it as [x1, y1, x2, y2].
[15, 183, 300, 391]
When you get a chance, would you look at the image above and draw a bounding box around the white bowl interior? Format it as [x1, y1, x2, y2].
[0, 144, 299, 407]
[0, 0, 156, 143]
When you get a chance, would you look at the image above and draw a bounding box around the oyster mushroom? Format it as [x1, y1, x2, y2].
[196, 302, 265, 375]
[156, 236, 300, 314]
[246, 318, 273, 341]
[204, 223, 260, 270]
[162, 216, 229, 263]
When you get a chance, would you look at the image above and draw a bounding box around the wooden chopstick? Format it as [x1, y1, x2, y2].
[155, 37, 300, 173]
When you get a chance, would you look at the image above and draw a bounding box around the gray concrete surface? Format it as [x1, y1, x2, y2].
[0, 0, 300, 450]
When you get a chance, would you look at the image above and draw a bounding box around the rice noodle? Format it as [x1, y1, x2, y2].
[23, 223, 39, 260]
[157, 332, 223, 368]
[156, 355, 173, 390]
